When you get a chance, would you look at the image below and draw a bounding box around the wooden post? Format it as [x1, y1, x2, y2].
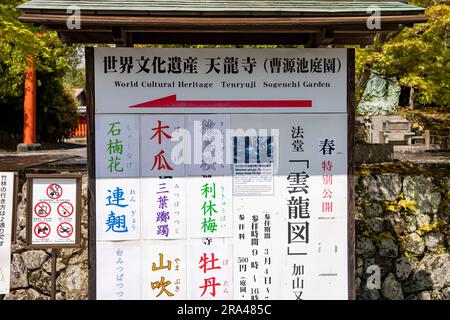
[347, 48, 356, 300]
[24, 55, 37, 145]
[51, 248, 56, 300]
[86, 47, 97, 300]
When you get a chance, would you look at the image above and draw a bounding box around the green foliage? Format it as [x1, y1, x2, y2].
[384, 195, 417, 215]
[64, 66, 86, 89]
[362, 230, 396, 250]
[403, 250, 420, 259]
[37, 78, 79, 143]
[0, 0, 82, 146]
[355, 2, 450, 108]
[416, 220, 449, 235]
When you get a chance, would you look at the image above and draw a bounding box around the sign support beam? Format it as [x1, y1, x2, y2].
[51, 248, 57, 300]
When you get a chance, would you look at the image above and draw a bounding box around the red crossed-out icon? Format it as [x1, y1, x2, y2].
[34, 222, 51, 238]
[57, 201, 74, 218]
[46, 183, 63, 200]
[57, 222, 73, 239]
[34, 201, 51, 218]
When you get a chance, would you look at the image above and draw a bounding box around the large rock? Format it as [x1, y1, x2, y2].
[403, 253, 450, 294]
[359, 287, 380, 300]
[356, 258, 364, 278]
[29, 270, 52, 295]
[16, 183, 27, 229]
[68, 249, 88, 265]
[42, 258, 66, 273]
[396, 256, 415, 281]
[10, 254, 28, 289]
[355, 277, 362, 297]
[361, 174, 402, 201]
[389, 216, 416, 235]
[18, 228, 27, 243]
[402, 233, 425, 255]
[381, 273, 404, 300]
[356, 237, 376, 257]
[417, 291, 432, 300]
[406, 219, 417, 233]
[81, 225, 88, 240]
[364, 202, 384, 218]
[440, 177, 450, 216]
[59, 248, 80, 259]
[57, 265, 88, 300]
[21, 250, 49, 270]
[424, 232, 445, 252]
[415, 213, 431, 228]
[430, 290, 445, 300]
[56, 292, 65, 300]
[379, 238, 398, 258]
[11, 239, 27, 253]
[442, 287, 450, 300]
[403, 175, 441, 215]
[367, 217, 384, 233]
[3, 288, 50, 300]
[416, 290, 444, 300]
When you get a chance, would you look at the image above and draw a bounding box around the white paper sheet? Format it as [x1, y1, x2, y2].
[95, 114, 140, 178]
[141, 177, 186, 239]
[96, 244, 141, 300]
[141, 243, 187, 299]
[140, 115, 185, 177]
[96, 178, 140, 241]
[187, 176, 233, 238]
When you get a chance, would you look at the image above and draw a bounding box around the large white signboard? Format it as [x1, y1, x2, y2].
[0, 172, 14, 294]
[93, 48, 350, 300]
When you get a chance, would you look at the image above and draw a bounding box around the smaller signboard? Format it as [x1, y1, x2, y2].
[0, 172, 17, 294]
[26, 174, 82, 248]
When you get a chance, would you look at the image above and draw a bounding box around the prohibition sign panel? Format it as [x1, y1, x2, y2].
[26, 174, 83, 248]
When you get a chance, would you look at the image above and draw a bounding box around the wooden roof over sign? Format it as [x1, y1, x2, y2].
[18, 0, 426, 46]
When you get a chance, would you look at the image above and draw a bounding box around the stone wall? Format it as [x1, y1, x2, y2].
[1, 175, 88, 300]
[1, 165, 449, 300]
[356, 164, 450, 300]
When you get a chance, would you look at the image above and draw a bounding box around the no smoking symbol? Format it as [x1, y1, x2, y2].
[46, 183, 63, 200]
[34, 201, 51, 218]
[57, 202, 74, 218]
[34, 222, 51, 238]
[57, 222, 73, 238]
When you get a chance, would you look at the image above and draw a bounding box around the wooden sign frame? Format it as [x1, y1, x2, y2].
[26, 173, 83, 249]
